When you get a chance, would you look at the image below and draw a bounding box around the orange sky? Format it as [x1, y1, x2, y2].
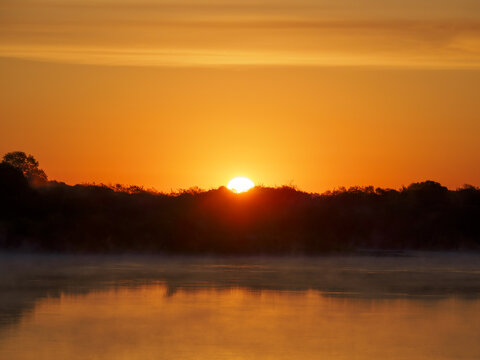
[1, 0, 480, 192]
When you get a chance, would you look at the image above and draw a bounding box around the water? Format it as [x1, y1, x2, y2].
[1, 252, 480, 359]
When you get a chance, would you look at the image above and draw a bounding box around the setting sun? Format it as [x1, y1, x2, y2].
[227, 177, 255, 193]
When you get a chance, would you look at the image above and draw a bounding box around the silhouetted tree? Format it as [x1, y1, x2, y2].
[2, 151, 47, 185]
[0, 153, 479, 253]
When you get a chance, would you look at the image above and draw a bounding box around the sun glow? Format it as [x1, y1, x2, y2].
[227, 177, 255, 193]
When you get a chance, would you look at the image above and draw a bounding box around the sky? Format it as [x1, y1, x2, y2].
[1, 0, 480, 192]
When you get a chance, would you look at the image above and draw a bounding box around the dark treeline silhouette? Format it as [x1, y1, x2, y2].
[1, 152, 479, 254]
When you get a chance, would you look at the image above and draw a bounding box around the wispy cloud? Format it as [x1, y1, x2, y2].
[1, 0, 480, 68]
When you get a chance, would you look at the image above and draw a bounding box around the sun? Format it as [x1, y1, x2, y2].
[227, 177, 255, 193]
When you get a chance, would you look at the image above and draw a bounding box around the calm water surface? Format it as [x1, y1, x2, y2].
[1, 252, 480, 359]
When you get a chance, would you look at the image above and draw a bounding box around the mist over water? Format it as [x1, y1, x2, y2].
[1, 252, 480, 359]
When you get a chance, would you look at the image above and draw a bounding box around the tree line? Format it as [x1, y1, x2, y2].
[1, 151, 479, 253]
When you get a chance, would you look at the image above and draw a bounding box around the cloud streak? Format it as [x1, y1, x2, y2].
[1, 0, 480, 68]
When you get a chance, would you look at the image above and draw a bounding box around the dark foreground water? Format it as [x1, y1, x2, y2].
[1, 252, 480, 359]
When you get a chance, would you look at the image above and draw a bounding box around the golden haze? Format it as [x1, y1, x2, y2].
[0, 0, 480, 191]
